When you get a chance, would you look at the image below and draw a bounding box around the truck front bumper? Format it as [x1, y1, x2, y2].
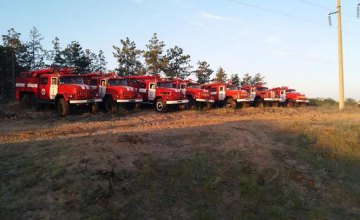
[69, 99, 102, 104]
[166, 100, 189, 104]
[264, 98, 279, 102]
[236, 98, 251, 102]
[116, 99, 143, 103]
[295, 100, 309, 103]
[195, 99, 214, 103]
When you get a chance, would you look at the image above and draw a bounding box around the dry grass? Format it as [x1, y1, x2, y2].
[0, 105, 359, 219]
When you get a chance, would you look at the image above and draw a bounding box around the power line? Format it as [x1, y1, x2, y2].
[226, 0, 360, 38]
[297, 0, 358, 19]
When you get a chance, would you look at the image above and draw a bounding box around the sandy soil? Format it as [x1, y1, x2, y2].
[0, 105, 359, 218]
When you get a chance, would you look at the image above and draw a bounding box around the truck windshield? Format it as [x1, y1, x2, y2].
[227, 86, 239, 91]
[257, 87, 268, 91]
[286, 89, 296, 93]
[157, 82, 172, 88]
[108, 79, 128, 86]
[59, 77, 84, 84]
[188, 84, 201, 89]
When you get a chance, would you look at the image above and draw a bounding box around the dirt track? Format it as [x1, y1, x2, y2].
[1, 105, 360, 219]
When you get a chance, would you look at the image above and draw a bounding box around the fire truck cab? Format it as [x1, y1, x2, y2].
[201, 82, 250, 109]
[86, 73, 143, 113]
[171, 79, 214, 110]
[272, 87, 309, 107]
[242, 85, 281, 108]
[125, 75, 188, 113]
[16, 68, 101, 116]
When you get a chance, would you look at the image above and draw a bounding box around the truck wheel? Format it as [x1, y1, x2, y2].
[272, 102, 279, 107]
[105, 97, 117, 113]
[286, 100, 294, 108]
[203, 102, 212, 111]
[241, 102, 250, 108]
[155, 99, 167, 113]
[57, 98, 69, 117]
[91, 103, 99, 114]
[22, 94, 32, 109]
[255, 99, 263, 108]
[186, 97, 196, 110]
[225, 98, 236, 109]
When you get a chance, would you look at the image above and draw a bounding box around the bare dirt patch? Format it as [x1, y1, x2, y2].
[0, 105, 359, 219]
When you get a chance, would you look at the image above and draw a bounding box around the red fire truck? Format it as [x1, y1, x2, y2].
[201, 82, 250, 109]
[84, 73, 143, 113]
[16, 68, 101, 116]
[271, 87, 309, 107]
[125, 75, 188, 113]
[241, 85, 281, 107]
[170, 79, 213, 110]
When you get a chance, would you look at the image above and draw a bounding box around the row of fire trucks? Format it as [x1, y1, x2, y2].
[15, 68, 309, 116]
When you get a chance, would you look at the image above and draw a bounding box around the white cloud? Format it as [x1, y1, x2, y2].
[199, 11, 229, 22]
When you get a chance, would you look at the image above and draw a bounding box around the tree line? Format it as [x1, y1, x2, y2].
[1, 27, 266, 86]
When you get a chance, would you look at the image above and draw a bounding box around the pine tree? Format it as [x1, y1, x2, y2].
[26, 27, 46, 70]
[214, 67, 227, 82]
[62, 41, 91, 74]
[251, 73, 266, 86]
[163, 46, 192, 79]
[194, 61, 213, 84]
[97, 50, 107, 73]
[113, 37, 143, 76]
[48, 37, 65, 68]
[2, 28, 28, 71]
[143, 33, 166, 75]
[240, 73, 252, 86]
[230, 73, 240, 86]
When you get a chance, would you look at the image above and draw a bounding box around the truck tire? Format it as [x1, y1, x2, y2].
[155, 99, 167, 113]
[240, 102, 250, 108]
[57, 98, 69, 117]
[186, 97, 196, 110]
[105, 97, 117, 113]
[225, 98, 237, 109]
[21, 93, 32, 109]
[91, 103, 99, 114]
[286, 100, 294, 108]
[254, 99, 263, 108]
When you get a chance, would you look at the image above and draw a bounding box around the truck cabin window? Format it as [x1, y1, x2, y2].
[108, 79, 128, 86]
[219, 87, 224, 91]
[51, 78, 57, 85]
[172, 84, 178, 89]
[257, 87, 268, 91]
[211, 88, 217, 93]
[157, 82, 172, 88]
[59, 77, 84, 85]
[188, 83, 201, 89]
[180, 84, 186, 89]
[227, 86, 238, 91]
[41, 78, 48, 85]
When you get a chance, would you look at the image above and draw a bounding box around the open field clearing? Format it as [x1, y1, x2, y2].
[0, 106, 359, 219]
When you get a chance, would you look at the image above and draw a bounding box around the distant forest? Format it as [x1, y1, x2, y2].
[0, 27, 266, 86]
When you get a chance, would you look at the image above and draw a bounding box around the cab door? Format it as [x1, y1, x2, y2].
[99, 79, 106, 98]
[180, 83, 186, 95]
[280, 90, 286, 103]
[38, 77, 50, 100]
[210, 87, 217, 101]
[148, 82, 156, 101]
[49, 77, 58, 100]
[250, 87, 256, 101]
[219, 86, 225, 101]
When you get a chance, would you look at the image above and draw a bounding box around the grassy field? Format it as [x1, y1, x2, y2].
[0, 105, 359, 219]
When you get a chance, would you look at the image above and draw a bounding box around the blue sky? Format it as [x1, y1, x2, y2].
[1, 0, 359, 99]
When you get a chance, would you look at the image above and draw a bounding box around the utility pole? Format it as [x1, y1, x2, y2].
[329, 0, 345, 111]
[336, 0, 345, 111]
